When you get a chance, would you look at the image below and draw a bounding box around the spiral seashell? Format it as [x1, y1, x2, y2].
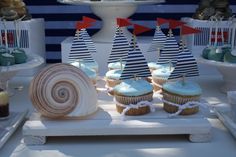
[30, 63, 98, 118]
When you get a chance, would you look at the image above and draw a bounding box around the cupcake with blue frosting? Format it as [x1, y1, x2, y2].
[108, 62, 125, 71]
[162, 81, 201, 115]
[105, 69, 122, 88]
[151, 65, 174, 91]
[70, 61, 97, 85]
[148, 62, 165, 72]
[114, 79, 153, 115]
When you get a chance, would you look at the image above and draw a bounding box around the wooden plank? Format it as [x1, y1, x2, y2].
[0, 111, 28, 149]
[23, 80, 212, 144]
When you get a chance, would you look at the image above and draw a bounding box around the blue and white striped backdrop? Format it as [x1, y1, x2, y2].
[24, 0, 236, 63]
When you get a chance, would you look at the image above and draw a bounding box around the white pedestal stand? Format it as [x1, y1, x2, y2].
[57, 0, 165, 43]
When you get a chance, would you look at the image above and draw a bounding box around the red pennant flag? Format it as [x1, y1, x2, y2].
[76, 21, 93, 30]
[169, 19, 185, 29]
[181, 25, 201, 35]
[117, 18, 132, 27]
[133, 24, 151, 36]
[156, 18, 168, 26]
[82, 16, 97, 23]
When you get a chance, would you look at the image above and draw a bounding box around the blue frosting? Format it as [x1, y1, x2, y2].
[105, 69, 122, 80]
[148, 62, 165, 70]
[152, 66, 174, 79]
[114, 79, 153, 96]
[108, 62, 125, 70]
[81, 61, 98, 70]
[163, 80, 202, 96]
[80, 67, 97, 79]
[70, 62, 96, 79]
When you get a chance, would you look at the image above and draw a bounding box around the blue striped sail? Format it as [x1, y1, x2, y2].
[69, 30, 95, 62]
[81, 28, 96, 53]
[168, 48, 199, 80]
[120, 39, 151, 80]
[107, 28, 130, 63]
[157, 33, 180, 65]
[148, 26, 167, 52]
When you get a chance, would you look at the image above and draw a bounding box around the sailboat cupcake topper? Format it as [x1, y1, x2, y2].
[107, 18, 131, 65]
[69, 21, 95, 62]
[157, 19, 185, 65]
[168, 24, 200, 80]
[80, 16, 97, 53]
[148, 18, 168, 53]
[120, 24, 151, 80]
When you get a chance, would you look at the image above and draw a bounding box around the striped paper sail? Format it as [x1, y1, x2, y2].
[168, 48, 199, 80]
[81, 28, 96, 53]
[157, 33, 180, 65]
[147, 26, 167, 52]
[107, 28, 130, 63]
[69, 30, 95, 62]
[120, 38, 151, 80]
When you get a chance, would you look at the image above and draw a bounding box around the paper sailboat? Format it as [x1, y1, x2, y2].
[69, 30, 95, 63]
[157, 19, 186, 65]
[148, 18, 168, 52]
[120, 24, 151, 80]
[107, 27, 130, 64]
[80, 28, 97, 53]
[168, 47, 199, 80]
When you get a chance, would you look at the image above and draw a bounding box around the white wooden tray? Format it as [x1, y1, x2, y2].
[23, 80, 212, 145]
[0, 110, 28, 149]
[215, 109, 236, 138]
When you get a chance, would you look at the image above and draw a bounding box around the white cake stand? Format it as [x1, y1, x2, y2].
[0, 54, 44, 92]
[197, 55, 236, 93]
[58, 0, 165, 43]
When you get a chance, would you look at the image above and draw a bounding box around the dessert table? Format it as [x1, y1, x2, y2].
[0, 74, 236, 157]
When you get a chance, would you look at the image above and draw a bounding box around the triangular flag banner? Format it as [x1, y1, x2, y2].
[83, 16, 97, 23]
[181, 25, 201, 35]
[117, 18, 132, 27]
[133, 24, 151, 36]
[157, 18, 169, 26]
[169, 19, 185, 29]
[76, 21, 93, 30]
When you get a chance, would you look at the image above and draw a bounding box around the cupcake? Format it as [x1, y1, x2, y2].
[70, 62, 97, 84]
[162, 80, 202, 115]
[152, 66, 174, 91]
[12, 48, 27, 64]
[113, 79, 153, 115]
[0, 53, 15, 66]
[108, 61, 125, 71]
[148, 62, 165, 72]
[105, 69, 122, 88]
[0, 90, 9, 118]
[80, 60, 99, 74]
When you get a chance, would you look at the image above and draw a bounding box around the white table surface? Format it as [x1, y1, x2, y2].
[0, 75, 236, 157]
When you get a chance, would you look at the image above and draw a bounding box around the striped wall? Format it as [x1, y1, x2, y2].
[24, 0, 236, 63]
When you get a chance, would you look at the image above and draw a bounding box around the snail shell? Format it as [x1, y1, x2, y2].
[30, 63, 98, 118]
